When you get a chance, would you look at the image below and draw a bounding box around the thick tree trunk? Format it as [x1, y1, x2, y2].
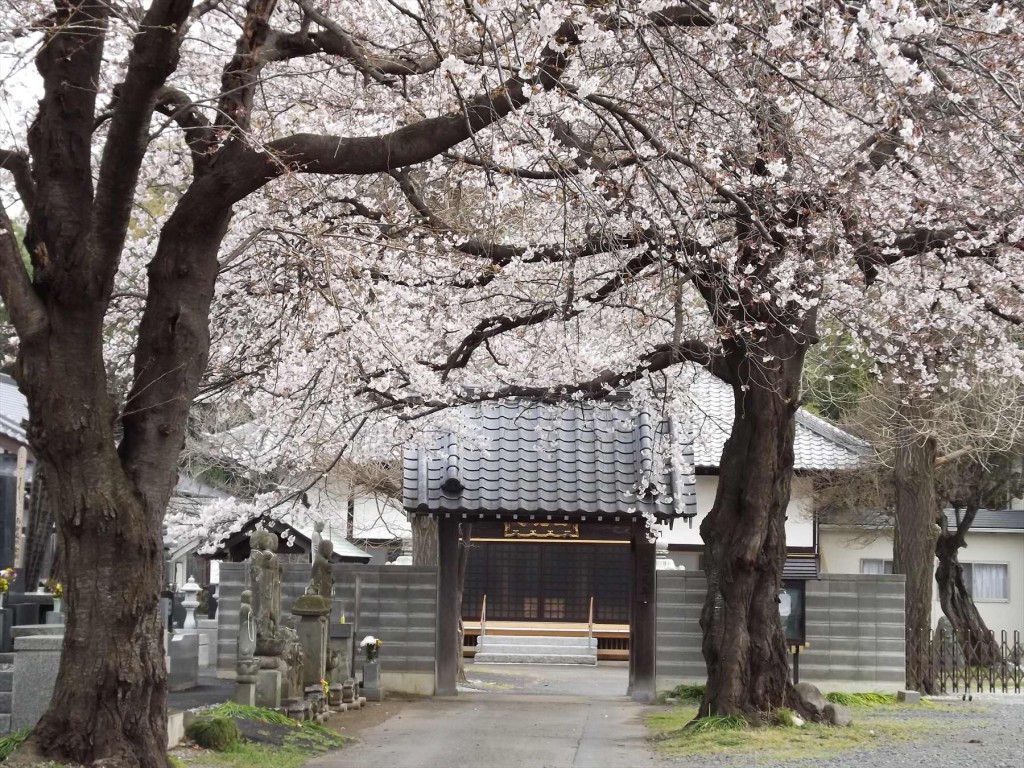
[698, 339, 808, 722]
[891, 396, 938, 694]
[412, 515, 438, 566]
[10, 315, 171, 767]
[935, 506, 1000, 666]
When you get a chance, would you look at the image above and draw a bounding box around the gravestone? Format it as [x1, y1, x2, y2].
[291, 539, 334, 688]
[167, 632, 199, 691]
[11, 633, 62, 730]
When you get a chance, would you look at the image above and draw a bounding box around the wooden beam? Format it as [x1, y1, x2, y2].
[630, 519, 657, 703]
[435, 516, 460, 696]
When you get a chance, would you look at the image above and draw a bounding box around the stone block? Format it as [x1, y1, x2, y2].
[12, 634, 62, 730]
[168, 633, 199, 692]
[897, 690, 921, 704]
[234, 682, 256, 706]
[255, 669, 281, 708]
[823, 703, 852, 726]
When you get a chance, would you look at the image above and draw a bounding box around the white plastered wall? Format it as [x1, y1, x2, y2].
[819, 527, 1024, 632]
[657, 475, 816, 557]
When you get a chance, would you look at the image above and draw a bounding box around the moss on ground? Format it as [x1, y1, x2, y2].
[647, 705, 944, 761]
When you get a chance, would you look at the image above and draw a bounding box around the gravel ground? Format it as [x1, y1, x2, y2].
[672, 695, 1024, 768]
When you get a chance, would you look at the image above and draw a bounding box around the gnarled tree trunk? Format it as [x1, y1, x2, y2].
[892, 396, 938, 694]
[698, 337, 809, 722]
[935, 505, 1000, 666]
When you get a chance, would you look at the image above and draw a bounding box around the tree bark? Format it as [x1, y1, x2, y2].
[935, 505, 1000, 666]
[412, 515, 438, 566]
[892, 396, 938, 694]
[698, 337, 809, 722]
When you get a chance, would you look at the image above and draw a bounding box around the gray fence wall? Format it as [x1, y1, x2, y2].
[218, 562, 437, 695]
[655, 571, 906, 691]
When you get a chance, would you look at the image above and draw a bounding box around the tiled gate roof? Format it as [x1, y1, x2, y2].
[403, 401, 697, 521]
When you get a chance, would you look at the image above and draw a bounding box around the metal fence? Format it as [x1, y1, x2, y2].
[909, 628, 1023, 694]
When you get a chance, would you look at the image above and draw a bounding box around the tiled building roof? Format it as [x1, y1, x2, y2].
[686, 366, 869, 471]
[943, 508, 1024, 533]
[403, 368, 868, 519]
[403, 402, 697, 520]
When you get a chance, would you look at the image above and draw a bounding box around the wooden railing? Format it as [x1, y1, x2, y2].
[588, 596, 594, 646]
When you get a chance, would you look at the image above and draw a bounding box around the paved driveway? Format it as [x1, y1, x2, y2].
[310, 663, 661, 768]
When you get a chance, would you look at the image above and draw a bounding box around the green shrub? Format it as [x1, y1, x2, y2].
[669, 684, 706, 702]
[187, 717, 242, 751]
[825, 692, 896, 706]
[0, 728, 31, 762]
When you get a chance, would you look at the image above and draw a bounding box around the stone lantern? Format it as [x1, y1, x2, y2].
[181, 576, 201, 630]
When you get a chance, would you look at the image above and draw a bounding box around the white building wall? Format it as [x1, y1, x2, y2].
[658, 475, 816, 549]
[820, 527, 1024, 632]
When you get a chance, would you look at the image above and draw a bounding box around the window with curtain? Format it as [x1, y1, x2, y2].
[963, 563, 1009, 600]
[860, 558, 894, 575]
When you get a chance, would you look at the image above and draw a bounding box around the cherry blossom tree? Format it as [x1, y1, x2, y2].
[2, 0, 1022, 761]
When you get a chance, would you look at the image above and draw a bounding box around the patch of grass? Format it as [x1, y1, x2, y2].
[169, 755, 187, 768]
[202, 703, 298, 726]
[187, 717, 241, 751]
[825, 692, 896, 706]
[774, 707, 800, 727]
[647, 705, 939, 761]
[668, 684, 705, 702]
[0, 728, 31, 762]
[188, 730, 348, 768]
[687, 714, 747, 734]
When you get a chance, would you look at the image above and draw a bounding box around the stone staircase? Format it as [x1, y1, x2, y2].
[473, 634, 598, 665]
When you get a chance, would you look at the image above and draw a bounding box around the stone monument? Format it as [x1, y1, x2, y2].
[292, 539, 333, 693]
[247, 530, 304, 709]
[234, 590, 259, 705]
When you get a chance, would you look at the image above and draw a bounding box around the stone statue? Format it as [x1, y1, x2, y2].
[280, 616, 306, 701]
[310, 538, 334, 599]
[249, 530, 286, 657]
[235, 590, 259, 684]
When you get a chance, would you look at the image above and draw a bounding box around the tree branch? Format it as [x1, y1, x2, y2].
[0, 149, 36, 212]
[91, 0, 194, 287]
[0, 201, 47, 342]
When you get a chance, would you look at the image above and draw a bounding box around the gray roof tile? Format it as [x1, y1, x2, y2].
[403, 401, 697, 519]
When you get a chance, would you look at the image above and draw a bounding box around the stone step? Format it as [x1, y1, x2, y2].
[0, 713, 9, 735]
[0, 691, 10, 715]
[479, 635, 597, 648]
[0, 669, 12, 692]
[474, 652, 597, 665]
[11, 624, 64, 639]
[476, 643, 596, 656]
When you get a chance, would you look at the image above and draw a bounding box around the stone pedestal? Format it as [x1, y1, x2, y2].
[292, 594, 330, 688]
[12, 634, 63, 730]
[255, 669, 282, 708]
[328, 621, 354, 683]
[234, 683, 256, 706]
[361, 661, 383, 702]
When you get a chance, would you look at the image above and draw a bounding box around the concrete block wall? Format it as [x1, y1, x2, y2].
[800, 574, 905, 688]
[655, 570, 707, 688]
[655, 571, 907, 692]
[218, 563, 437, 694]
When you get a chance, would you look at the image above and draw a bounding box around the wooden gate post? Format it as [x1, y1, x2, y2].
[436, 516, 460, 696]
[630, 519, 657, 703]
